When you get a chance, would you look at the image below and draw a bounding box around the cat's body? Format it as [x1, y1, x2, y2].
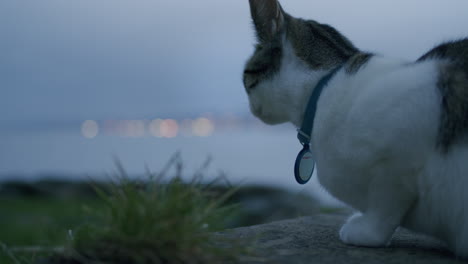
[243, 0, 468, 257]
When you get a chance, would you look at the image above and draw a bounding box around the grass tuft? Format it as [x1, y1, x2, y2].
[49, 153, 246, 264]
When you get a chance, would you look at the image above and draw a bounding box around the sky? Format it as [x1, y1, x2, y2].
[2, 0, 468, 126]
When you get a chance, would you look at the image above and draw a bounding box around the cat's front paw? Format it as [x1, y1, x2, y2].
[339, 213, 391, 247]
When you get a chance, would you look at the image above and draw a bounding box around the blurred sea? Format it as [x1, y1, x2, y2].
[0, 118, 337, 199]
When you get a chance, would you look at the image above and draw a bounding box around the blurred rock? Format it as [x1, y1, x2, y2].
[225, 185, 323, 228]
[220, 213, 458, 264]
[0, 179, 107, 199]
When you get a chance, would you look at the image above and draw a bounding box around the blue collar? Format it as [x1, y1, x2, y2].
[297, 66, 343, 145]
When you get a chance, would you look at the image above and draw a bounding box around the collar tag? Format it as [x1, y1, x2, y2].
[294, 144, 315, 184]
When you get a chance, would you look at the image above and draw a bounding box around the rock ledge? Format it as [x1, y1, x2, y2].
[222, 213, 464, 264]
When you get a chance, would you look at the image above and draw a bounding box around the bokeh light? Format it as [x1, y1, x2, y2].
[192, 118, 214, 137]
[160, 119, 179, 138]
[81, 120, 99, 139]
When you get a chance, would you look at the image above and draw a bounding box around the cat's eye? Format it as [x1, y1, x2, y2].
[245, 80, 259, 91]
[243, 74, 259, 91]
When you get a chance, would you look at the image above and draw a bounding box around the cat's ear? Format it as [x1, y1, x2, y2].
[249, 0, 285, 42]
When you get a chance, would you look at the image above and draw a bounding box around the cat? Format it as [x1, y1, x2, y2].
[243, 0, 468, 258]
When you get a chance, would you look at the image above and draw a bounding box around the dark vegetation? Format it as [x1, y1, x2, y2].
[0, 155, 325, 263]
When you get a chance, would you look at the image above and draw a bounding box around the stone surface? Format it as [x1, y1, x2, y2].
[221, 213, 466, 264]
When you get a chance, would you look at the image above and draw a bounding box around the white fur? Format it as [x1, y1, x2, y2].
[248, 41, 468, 257]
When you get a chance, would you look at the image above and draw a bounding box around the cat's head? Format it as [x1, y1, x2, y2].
[243, 0, 357, 125]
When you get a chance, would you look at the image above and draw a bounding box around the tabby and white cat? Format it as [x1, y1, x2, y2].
[243, 0, 468, 258]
